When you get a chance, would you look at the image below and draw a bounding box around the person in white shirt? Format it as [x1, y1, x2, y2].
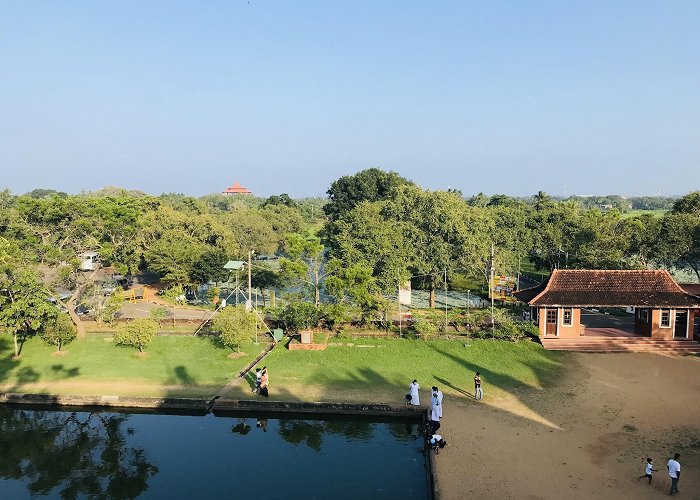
[429, 434, 447, 454]
[408, 380, 420, 406]
[638, 457, 657, 484]
[431, 386, 443, 419]
[667, 453, 681, 495]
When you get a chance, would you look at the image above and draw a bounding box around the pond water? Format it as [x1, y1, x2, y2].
[0, 407, 428, 499]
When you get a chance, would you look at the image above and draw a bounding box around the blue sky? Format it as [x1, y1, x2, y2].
[1, 1, 698, 197]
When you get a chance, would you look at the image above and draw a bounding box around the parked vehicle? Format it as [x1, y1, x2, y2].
[79, 251, 100, 272]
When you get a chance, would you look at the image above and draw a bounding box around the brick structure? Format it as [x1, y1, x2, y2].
[515, 270, 700, 341]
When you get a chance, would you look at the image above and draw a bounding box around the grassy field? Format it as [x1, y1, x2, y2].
[0, 334, 265, 397]
[621, 209, 668, 219]
[228, 337, 568, 403]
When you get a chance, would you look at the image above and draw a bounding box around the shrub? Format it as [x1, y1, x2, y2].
[411, 318, 439, 339]
[40, 314, 77, 352]
[114, 319, 158, 353]
[280, 301, 321, 333]
[211, 306, 256, 352]
[321, 303, 350, 329]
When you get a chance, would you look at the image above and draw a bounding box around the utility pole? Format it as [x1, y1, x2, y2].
[466, 289, 471, 329]
[247, 249, 254, 312]
[490, 242, 495, 335]
[398, 272, 402, 338]
[444, 268, 448, 333]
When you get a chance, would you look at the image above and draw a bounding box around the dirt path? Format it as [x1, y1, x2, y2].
[435, 353, 700, 499]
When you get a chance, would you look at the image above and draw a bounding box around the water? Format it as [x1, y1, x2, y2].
[0, 407, 428, 499]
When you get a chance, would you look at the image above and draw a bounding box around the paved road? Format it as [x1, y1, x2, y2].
[118, 301, 215, 321]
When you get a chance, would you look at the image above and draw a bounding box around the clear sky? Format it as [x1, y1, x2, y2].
[1, 1, 698, 197]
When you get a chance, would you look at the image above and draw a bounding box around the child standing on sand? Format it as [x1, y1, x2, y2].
[638, 457, 657, 484]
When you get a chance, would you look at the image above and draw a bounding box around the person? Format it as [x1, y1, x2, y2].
[252, 368, 262, 394]
[638, 457, 657, 484]
[409, 379, 420, 406]
[256, 418, 268, 432]
[429, 434, 447, 454]
[431, 387, 442, 419]
[259, 367, 269, 397]
[667, 453, 681, 495]
[474, 372, 483, 400]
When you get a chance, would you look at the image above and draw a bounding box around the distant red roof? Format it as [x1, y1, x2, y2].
[222, 182, 252, 195]
[514, 269, 700, 308]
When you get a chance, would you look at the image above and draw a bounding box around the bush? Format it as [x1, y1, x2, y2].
[321, 303, 350, 329]
[411, 318, 439, 339]
[211, 306, 256, 352]
[115, 319, 158, 353]
[279, 301, 320, 333]
[40, 314, 77, 352]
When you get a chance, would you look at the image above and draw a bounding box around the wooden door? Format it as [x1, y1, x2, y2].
[674, 310, 688, 338]
[545, 308, 557, 336]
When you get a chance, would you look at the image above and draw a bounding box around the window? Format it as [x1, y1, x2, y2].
[660, 309, 671, 328]
[546, 309, 557, 324]
[563, 308, 573, 326]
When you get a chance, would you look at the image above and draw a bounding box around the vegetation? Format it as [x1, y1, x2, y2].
[114, 319, 159, 353]
[211, 306, 256, 352]
[230, 337, 567, 402]
[0, 335, 263, 396]
[39, 313, 77, 352]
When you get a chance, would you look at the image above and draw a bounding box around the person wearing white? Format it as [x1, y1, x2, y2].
[436, 389, 443, 418]
[430, 387, 440, 419]
[431, 406, 440, 422]
[429, 434, 447, 454]
[667, 453, 681, 495]
[409, 380, 420, 406]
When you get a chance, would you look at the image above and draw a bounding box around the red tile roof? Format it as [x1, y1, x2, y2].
[223, 182, 252, 195]
[514, 269, 700, 308]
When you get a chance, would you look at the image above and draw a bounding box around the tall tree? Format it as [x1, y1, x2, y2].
[324, 168, 412, 220]
[0, 264, 57, 357]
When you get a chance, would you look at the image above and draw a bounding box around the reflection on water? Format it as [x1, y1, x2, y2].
[0, 407, 158, 498]
[0, 408, 427, 499]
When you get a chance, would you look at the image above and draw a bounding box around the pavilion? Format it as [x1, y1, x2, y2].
[222, 182, 253, 196]
[515, 269, 700, 352]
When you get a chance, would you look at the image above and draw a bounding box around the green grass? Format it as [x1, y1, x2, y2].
[230, 337, 568, 403]
[0, 335, 264, 397]
[621, 209, 668, 219]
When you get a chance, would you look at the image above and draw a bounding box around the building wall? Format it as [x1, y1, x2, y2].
[635, 308, 691, 339]
[535, 307, 582, 338]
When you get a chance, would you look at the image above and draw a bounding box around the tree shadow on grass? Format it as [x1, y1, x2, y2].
[50, 365, 80, 378]
[432, 345, 565, 429]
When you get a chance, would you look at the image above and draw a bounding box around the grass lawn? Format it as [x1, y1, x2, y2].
[229, 337, 569, 404]
[0, 334, 265, 398]
[621, 209, 668, 219]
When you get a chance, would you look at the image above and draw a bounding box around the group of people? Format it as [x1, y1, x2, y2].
[405, 373, 486, 455]
[253, 366, 269, 397]
[638, 453, 682, 496]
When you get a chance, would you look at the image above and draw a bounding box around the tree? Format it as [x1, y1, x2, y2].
[0, 264, 57, 357]
[190, 249, 229, 284]
[280, 234, 328, 307]
[672, 191, 700, 216]
[39, 313, 77, 352]
[278, 301, 321, 333]
[114, 319, 158, 353]
[262, 193, 297, 208]
[149, 307, 169, 327]
[324, 168, 412, 220]
[656, 213, 700, 280]
[251, 264, 284, 308]
[211, 306, 256, 352]
[101, 291, 123, 325]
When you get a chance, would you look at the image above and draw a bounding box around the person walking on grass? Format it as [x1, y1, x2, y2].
[638, 457, 657, 484]
[474, 372, 483, 400]
[252, 368, 262, 394]
[408, 379, 420, 406]
[259, 366, 269, 397]
[667, 453, 681, 495]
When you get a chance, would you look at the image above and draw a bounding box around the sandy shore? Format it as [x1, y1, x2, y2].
[435, 353, 700, 499]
